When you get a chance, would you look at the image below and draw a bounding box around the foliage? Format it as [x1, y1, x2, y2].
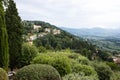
[0, 68, 8, 80]
[111, 71, 120, 80]
[64, 52, 90, 65]
[14, 64, 61, 80]
[0, 0, 9, 71]
[5, 0, 23, 70]
[38, 46, 47, 53]
[72, 64, 97, 76]
[80, 48, 93, 60]
[22, 20, 96, 53]
[32, 52, 72, 76]
[31, 54, 53, 64]
[17, 43, 38, 68]
[62, 73, 99, 80]
[92, 61, 113, 80]
[97, 50, 112, 61]
[106, 62, 120, 71]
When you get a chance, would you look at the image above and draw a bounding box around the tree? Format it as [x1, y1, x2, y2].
[0, 0, 9, 71]
[17, 43, 38, 68]
[5, 0, 23, 70]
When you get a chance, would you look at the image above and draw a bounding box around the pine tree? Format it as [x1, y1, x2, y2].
[0, 0, 9, 71]
[5, 0, 23, 70]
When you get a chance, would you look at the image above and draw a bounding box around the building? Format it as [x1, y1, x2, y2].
[33, 25, 41, 30]
[53, 29, 61, 35]
[45, 28, 51, 33]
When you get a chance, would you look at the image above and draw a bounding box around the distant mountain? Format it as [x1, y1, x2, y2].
[61, 27, 120, 38]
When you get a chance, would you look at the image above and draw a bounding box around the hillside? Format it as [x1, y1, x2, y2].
[61, 27, 120, 52]
[22, 20, 96, 57]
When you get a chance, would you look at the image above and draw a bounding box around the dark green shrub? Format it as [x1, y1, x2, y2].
[0, 68, 8, 80]
[106, 62, 120, 71]
[32, 53, 72, 76]
[92, 62, 113, 80]
[14, 64, 61, 80]
[17, 43, 38, 68]
[111, 71, 120, 80]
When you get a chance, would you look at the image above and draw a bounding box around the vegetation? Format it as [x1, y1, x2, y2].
[72, 64, 97, 76]
[63, 73, 99, 80]
[38, 46, 47, 53]
[111, 71, 120, 80]
[106, 62, 120, 71]
[0, 0, 120, 80]
[22, 21, 96, 58]
[14, 64, 61, 80]
[0, 68, 8, 80]
[0, 0, 9, 71]
[92, 62, 113, 80]
[66, 52, 90, 65]
[32, 52, 72, 76]
[88, 37, 120, 52]
[5, 0, 23, 70]
[17, 43, 38, 68]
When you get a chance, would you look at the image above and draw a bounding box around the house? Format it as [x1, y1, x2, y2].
[30, 35, 37, 40]
[33, 25, 41, 30]
[45, 28, 51, 33]
[113, 57, 120, 65]
[53, 29, 61, 35]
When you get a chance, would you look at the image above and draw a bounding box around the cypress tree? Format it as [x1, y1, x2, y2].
[5, 0, 23, 70]
[0, 0, 9, 71]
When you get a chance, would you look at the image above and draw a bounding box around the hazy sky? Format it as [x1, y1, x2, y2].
[14, 0, 120, 29]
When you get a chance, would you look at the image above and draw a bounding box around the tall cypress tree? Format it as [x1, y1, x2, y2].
[0, 0, 9, 71]
[5, 0, 23, 70]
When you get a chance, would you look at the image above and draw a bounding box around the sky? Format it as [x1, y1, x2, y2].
[14, 0, 120, 29]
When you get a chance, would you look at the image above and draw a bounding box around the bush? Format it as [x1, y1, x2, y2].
[32, 53, 72, 76]
[14, 64, 61, 80]
[31, 54, 53, 64]
[51, 54, 72, 76]
[17, 43, 38, 68]
[72, 64, 97, 76]
[64, 52, 90, 65]
[62, 73, 99, 80]
[0, 68, 8, 80]
[92, 61, 113, 80]
[111, 71, 120, 80]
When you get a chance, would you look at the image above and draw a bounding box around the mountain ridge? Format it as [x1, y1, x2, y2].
[61, 27, 120, 38]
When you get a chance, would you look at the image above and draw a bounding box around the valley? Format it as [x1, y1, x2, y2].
[61, 27, 120, 53]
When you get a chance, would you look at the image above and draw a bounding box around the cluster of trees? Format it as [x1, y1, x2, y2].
[34, 34, 96, 59]
[0, 0, 23, 71]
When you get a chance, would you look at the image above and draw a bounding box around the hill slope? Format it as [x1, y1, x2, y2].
[22, 20, 96, 56]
